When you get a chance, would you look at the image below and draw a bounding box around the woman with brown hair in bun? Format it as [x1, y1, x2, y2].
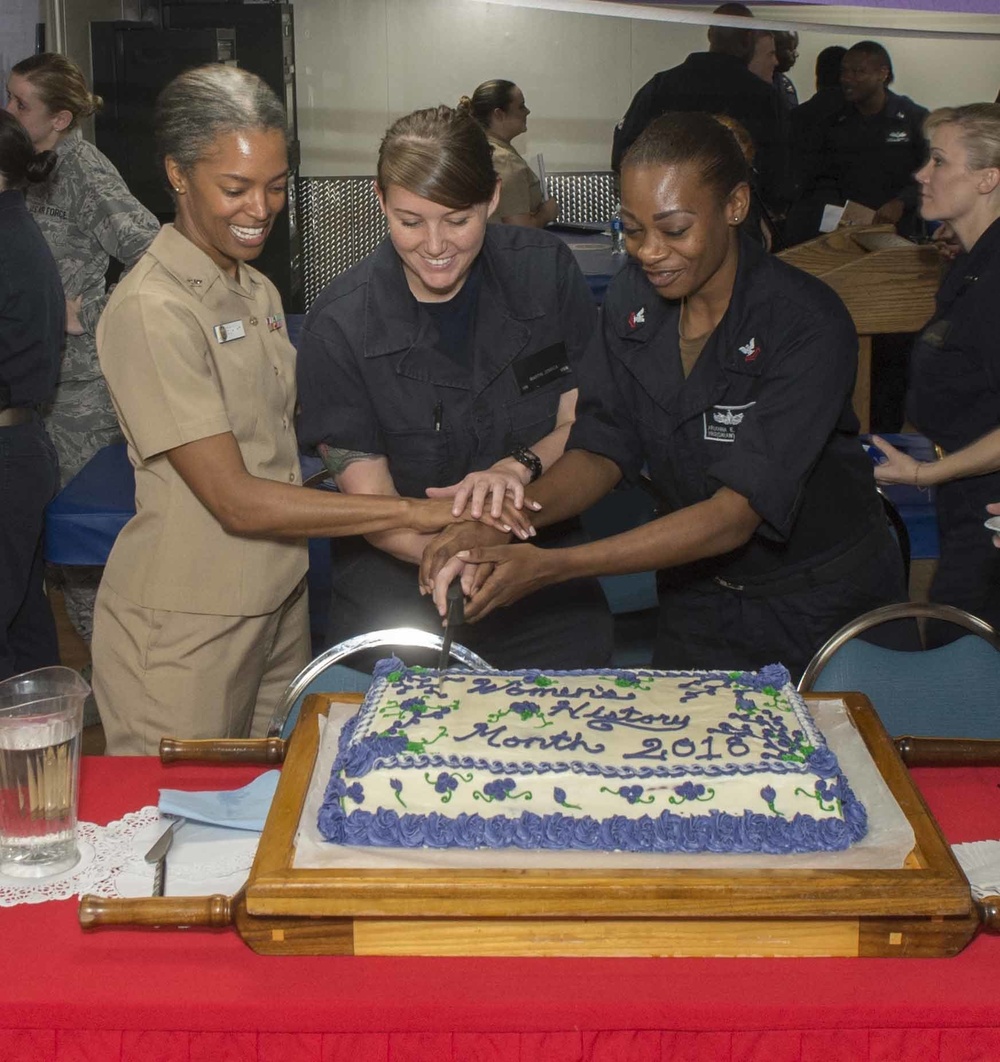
[459, 80, 559, 227]
[296, 104, 613, 669]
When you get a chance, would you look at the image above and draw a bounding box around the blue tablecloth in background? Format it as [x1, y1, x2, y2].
[550, 227, 626, 303]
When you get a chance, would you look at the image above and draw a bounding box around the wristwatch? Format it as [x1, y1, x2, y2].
[507, 445, 543, 483]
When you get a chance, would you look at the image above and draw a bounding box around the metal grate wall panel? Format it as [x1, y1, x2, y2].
[544, 171, 618, 226]
[300, 177, 387, 306]
[300, 171, 616, 307]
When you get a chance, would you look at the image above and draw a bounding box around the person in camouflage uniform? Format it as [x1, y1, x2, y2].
[7, 53, 159, 644]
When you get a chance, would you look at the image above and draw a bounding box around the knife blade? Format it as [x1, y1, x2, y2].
[437, 581, 465, 672]
[144, 817, 183, 897]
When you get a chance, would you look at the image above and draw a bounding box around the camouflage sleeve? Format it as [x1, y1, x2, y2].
[77, 162, 160, 336]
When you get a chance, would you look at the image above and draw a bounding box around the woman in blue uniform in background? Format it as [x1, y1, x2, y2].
[296, 105, 613, 669]
[424, 111, 907, 680]
[873, 104, 1000, 639]
[0, 111, 63, 679]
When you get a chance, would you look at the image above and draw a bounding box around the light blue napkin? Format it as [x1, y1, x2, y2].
[158, 770, 280, 832]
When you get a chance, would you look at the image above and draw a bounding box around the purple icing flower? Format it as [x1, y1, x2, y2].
[399, 697, 425, 711]
[345, 782, 364, 804]
[554, 787, 567, 805]
[483, 778, 517, 801]
[736, 664, 791, 692]
[510, 700, 541, 719]
[389, 779, 402, 793]
[806, 747, 840, 777]
[674, 782, 705, 802]
[434, 772, 459, 794]
[760, 785, 777, 804]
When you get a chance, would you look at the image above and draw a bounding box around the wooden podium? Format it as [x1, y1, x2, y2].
[778, 226, 940, 431]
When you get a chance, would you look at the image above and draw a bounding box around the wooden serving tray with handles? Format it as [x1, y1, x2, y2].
[81, 692, 999, 957]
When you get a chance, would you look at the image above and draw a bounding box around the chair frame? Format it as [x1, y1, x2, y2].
[266, 626, 494, 737]
[797, 601, 1000, 693]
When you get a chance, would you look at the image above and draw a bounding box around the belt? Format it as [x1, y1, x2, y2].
[0, 407, 36, 427]
[709, 527, 883, 599]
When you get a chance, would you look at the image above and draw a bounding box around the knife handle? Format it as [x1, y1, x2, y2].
[79, 892, 236, 929]
[159, 736, 286, 764]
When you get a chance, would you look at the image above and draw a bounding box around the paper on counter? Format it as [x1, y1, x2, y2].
[819, 203, 846, 232]
[951, 840, 1000, 899]
[536, 153, 548, 201]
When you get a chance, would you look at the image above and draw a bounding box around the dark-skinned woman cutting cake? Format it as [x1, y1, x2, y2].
[422, 111, 907, 680]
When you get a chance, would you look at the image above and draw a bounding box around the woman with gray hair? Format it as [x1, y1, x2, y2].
[91, 67, 522, 754]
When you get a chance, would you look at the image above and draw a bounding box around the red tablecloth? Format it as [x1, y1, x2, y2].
[2, 758, 999, 1062]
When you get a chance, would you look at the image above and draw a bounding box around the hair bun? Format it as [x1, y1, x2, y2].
[88, 92, 104, 116]
[457, 96, 472, 111]
[25, 149, 58, 184]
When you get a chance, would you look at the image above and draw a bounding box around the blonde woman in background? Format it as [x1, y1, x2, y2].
[873, 104, 1000, 637]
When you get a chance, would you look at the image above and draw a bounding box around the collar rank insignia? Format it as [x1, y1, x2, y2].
[739, 336, 760, 363]
[628, 307, 645, 330]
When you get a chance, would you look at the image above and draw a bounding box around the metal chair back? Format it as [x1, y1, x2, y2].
[798, 602, 1000, 739]
[266, 626, 493, 738]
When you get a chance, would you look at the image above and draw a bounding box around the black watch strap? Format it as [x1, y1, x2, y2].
[507, 445, 543, 483]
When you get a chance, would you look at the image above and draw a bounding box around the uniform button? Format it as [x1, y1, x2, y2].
[282, 417, 289, 430]
[249, 316, 258, 326]
[274, 366, 280, 375]
[288, 472, 296, 482]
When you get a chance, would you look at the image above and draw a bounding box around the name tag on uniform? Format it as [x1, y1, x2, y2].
[213, 319, 246, 343]
[703, 402, 755, 443]
[512, 342, 571, 395]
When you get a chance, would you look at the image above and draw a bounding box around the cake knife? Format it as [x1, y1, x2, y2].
[144, 816, 184, 897]
[437, 581, 465, 673]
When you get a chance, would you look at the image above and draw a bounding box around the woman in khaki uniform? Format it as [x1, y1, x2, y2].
[92, 66, 528, 755]
[459, 80, 559, 227]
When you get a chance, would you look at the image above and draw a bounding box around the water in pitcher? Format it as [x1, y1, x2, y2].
[0, 667, 88, 878]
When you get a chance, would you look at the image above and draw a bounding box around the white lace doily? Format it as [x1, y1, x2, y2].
[0, 807, 259, 907]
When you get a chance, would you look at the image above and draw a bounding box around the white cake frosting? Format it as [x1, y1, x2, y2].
[317, 660, 868, 854]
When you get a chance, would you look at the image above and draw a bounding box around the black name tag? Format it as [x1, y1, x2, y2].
[511, 342, 571, 396]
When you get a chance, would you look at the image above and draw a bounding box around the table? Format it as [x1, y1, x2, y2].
[551, 227, 626, 303]
[2, 756, 998, 1062]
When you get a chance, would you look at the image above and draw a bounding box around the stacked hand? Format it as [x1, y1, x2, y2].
[419, 465, 547, 621]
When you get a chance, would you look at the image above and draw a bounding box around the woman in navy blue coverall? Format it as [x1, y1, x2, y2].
[296, 106, 613, 669]
[423, 112, 906, 680]
[873, 104, 1000, 640]
[0, 112, 62, 678]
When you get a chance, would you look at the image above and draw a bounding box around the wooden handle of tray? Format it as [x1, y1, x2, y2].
[894, 736, 1000, 767]
[974, 895, 1000, 933]
[78, 892, 237, 929]
[159, 736, 286, 764]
